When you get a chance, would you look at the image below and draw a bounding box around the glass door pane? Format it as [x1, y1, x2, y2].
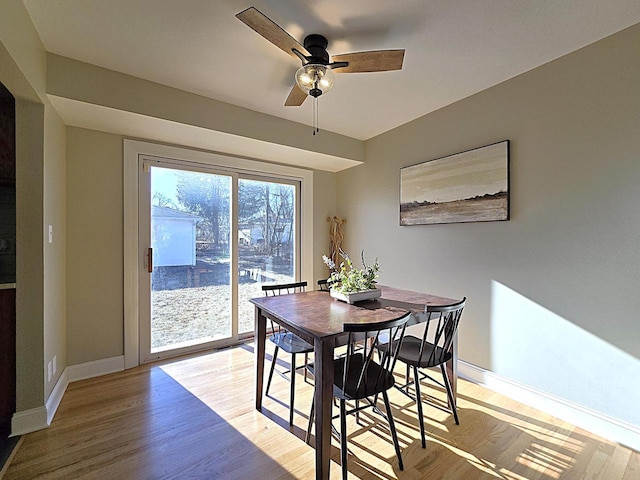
[237, 178, 298, 335]
[150, 166, 232, 353]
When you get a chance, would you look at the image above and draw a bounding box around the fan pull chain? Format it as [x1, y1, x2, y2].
[312, 97, 319, 135]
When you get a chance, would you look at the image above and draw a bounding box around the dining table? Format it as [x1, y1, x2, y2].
[250, 284, 460, 480]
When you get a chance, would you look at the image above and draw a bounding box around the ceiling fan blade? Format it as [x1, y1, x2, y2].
[285, 84, 307, 106]
[236, 7, 308, 60]
[331, 50, 405, 73]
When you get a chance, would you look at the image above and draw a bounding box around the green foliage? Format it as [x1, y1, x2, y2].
[323, 250, 380, 293]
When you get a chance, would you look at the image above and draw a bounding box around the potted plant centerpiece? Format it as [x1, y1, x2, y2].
[323, 250, 381, 304]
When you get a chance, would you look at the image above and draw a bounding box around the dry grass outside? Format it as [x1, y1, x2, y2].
[151, 277, 293, 349]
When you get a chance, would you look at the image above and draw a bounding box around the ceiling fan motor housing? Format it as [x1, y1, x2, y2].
[303, 34, 330, 64]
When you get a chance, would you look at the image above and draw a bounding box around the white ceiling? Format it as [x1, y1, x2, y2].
[22, 0, 640, 141]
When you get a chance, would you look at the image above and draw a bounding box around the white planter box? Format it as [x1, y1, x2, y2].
[330, 288, 382, 304]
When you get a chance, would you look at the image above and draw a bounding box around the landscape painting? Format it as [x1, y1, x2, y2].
[400, 141, 509, 225]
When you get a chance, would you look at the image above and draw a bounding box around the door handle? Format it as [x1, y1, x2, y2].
[147, 247, 153, 273]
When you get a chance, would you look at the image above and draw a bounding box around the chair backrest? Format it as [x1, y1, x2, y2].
[317, 278, 332, 291]
[412, 297, 466, 367]
[338, 313, 410, 399]
[262, 281, 307, 296]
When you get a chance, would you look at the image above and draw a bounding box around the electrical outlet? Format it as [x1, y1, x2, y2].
[53, 355, 57, 376]
[48, 225, 53, 244]
[47, 361, 52, 382]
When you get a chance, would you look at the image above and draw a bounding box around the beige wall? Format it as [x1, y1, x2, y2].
[66, 128, 123, 364]
[1, 0, 67, 410]
[337, 24, 640, 426]
[0, 0, 46, 97]
[312, 170, 337, 282]
[42, 102, 67, 400]
[14, 98, 45, 410]
[47, 54, 363, 167]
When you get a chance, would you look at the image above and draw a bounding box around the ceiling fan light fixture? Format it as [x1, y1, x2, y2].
[295, 64, 334, 97]
[298, 73, 313, 85]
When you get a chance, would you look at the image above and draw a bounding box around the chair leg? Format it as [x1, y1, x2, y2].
[440, 364, 459, 425]
[304, 352, 309, 382]
[306, 396, 315, 444]
[289, 354, 296, 426]
[413, 366, 426, 448]
[340, 399, 348, 480]
[382, 390, 404, 471]
[265, 345, 279, 396]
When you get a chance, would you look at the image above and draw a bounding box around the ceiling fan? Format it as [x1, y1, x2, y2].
[236, 6, 405, 107]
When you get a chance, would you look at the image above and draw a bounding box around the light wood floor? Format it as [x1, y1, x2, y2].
[3, 344, 638, 479]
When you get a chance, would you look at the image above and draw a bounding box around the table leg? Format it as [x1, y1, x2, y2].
[445, 328, 458, 409]
[255, 306, 266, 411]
[314, 339, 334, 480]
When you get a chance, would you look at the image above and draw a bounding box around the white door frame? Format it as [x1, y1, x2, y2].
[123, 139, 314, 369]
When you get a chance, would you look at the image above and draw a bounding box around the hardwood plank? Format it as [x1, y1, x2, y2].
[3, 344, 637, 479]
[622, 449, 640, 480]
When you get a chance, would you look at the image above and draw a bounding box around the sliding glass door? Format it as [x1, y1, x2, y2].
[237, 178, 298, 335]
[138, 158, 299, 362]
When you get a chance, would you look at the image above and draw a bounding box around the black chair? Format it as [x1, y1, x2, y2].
[306, 313, 411, 479]
[317, 278, 332, 291]
[383, 298, 466, 448]
[262, 282, 314, 426]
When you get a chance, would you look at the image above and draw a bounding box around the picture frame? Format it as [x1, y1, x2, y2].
[400, 140, 510, 225]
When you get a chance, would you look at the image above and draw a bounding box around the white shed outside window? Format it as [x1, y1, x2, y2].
[152, 206, 201, 267]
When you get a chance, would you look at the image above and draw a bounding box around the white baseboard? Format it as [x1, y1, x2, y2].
[11, 406, 48, 437]
[46, 368, 69, 425]
[66, 355, 125, 382]
[458, 360, 640, 452]
[11, 356, 125, 437]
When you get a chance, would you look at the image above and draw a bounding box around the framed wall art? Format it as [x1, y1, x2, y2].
[400, 140, 510, 225]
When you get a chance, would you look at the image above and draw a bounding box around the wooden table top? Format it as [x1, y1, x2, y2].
[249, 285, 459, 341]
[377, 285, 459, 311]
